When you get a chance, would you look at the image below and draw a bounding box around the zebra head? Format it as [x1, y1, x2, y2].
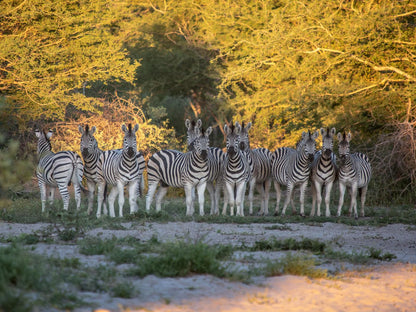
[320, 127, 336, 157]
[239, 121, 252, 152]
[121, 123, 139, 159]
[78, 124, 97, 158]
[35, 129, 53, 156]
[224, 121, 241, 158]
[300, 130, 319, 162]
[337, 132, 351, 165]
[193, 126, 212, 160]
[185, 119, 202, 151]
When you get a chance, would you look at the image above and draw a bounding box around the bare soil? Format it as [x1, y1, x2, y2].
[1, 221, 415, 312]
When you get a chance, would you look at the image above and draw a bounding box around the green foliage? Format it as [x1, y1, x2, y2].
[129, 240, 232, 278]
[251, 237, 326, 254]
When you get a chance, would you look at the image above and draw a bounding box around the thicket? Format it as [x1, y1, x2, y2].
[1, 0, 416, 202]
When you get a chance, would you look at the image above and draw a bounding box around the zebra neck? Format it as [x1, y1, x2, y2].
[121, 152, 137, 167]
[84, 149, 102, 164]
[38, 148, 53, 159]
[340, 156, 353, 171]
[191, 151, 208, 164]
[297, 150, 311, 168]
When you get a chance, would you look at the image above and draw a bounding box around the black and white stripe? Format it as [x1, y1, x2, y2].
[146, 126, 213, 216]
[35, 129, 84, 212]
[336, 132, 372, 219]
[96, 124, 144, 218]
[186, 119, 226, 215]
[310, 127, 337, 217]
[238, 122, 272, 215]
[271, 130, 319, 216]
[222, 122, 251, 216]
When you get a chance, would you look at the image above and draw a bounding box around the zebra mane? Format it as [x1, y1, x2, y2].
[191, 120, 196, 129]
[128, 123, 132, 134]
[342, 132, 347, 141]
[85, 124, 90, 134]
[229, 122, 235, 132]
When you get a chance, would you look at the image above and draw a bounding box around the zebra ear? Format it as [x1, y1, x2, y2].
[234, 123, 241, 134]
[121, 124, 128, 133]
[205, 126, 213, 137]
[346, 132, 352, 142]
[133, 124, 139, 133]
[196, 119, 202, 129]
[301, 131, 307, 140]
[224, 124, 230, 135]
[246, 122, 252, 131]
[312, 130, 319, 140]
[35, 129, 41, 138]
[337, 132, 343, 141]
[330, 127, 336, 136]
[46, 130, 53, 139]
[78, 125, 84, 134]
[320, 128, 326, 137]
[90, 126, 96, 135]
[185, 119, 191, 129]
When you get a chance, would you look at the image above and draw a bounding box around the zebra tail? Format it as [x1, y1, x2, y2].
[72, 156, 88, 194]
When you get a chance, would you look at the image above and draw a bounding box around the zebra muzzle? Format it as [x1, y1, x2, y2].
[82, 148, 89, 157]
[127, 147, 135, 158]
[200, 150, 208, 160]
[228, 146, 236, 157]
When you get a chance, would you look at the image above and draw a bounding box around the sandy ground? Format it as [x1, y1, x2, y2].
[1, 221, 415, 311]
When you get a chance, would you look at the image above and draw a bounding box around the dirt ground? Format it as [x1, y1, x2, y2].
[1, 221, 415, 311]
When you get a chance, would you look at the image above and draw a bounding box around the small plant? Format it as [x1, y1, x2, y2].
[251, 237, 326, 254]
[129, 240, 232, 278]
[264, 253, 327, 279]
[78, 236, 117, 256]
[111, 281, 136, 298]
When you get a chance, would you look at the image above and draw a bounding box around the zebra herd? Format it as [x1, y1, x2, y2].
[35, 120, 371, 219]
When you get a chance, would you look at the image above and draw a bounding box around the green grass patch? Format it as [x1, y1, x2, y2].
[264, 252, 328, 278]
[128, 240, 233, 278]
[251, 237, 326, 254]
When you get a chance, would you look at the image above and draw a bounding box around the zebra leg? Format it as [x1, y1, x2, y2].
[48, 187, 56, 205]
[248, 177, 256, 215]
[273, 181, 282, 215]
[117, 182, 125, 218]
[206, 182, 214, 215]
[299, 181, 307, 217]
[107, 186, 118, 217]
[263, 178, 271, 215]
[155, 186, 168, 212]
[96, 181, 105, 218]
[184, 184, 194, 216]
[146, 182, 158, 211]
[128, 180, 139, 214]
[196, 182, 207, 216]
[336, 182, 347, 217]
[360, 185, 368, 217]
[349, 184, 358, 219]
[86, 180, 96, 215]
[281, 184, 294, 216]
[225, 183, 235, 216]
[57, 183, 70, 211]
[235, 182, 247, 217]
[324, 181, 334, 217]
[38, 180, 47, 213]
[74, 183, 82, 210]
[312, 181, 323, 217]
[213, 182, 220, 215]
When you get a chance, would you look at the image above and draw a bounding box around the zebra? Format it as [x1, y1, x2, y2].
[336, 132, 372, 219]
[79, 125, 145, 216]
[238, 122, 272, 215]
[96, 124, 144, 218]
[146, 126, 213, 216]
[271, 130, 319, 216]
[222, 121, 251, 216]
[186, 119, 226, 215]
[310, 127, 337, 217]
[35, 129, 84, 212]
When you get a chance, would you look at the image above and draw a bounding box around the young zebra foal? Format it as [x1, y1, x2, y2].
[35, 129, 84, 212]
[310, 127, 337, 217]
[336, 132, 372, 219]
[96, 124, 143, 218]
